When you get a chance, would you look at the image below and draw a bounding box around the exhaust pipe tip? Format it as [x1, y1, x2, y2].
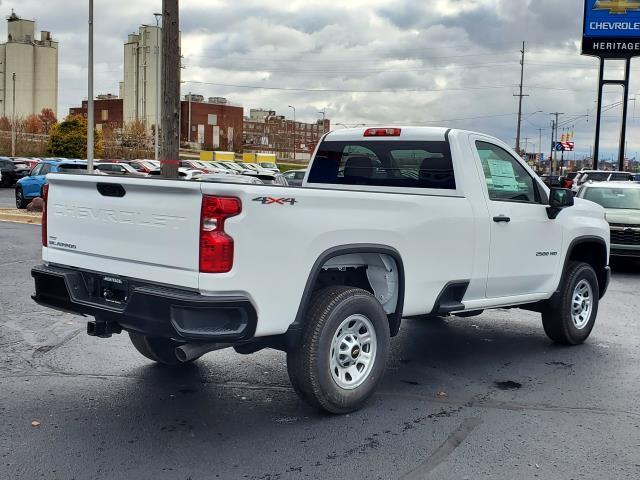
[175, 346, 189, 363]
[174, 342, 230, 363]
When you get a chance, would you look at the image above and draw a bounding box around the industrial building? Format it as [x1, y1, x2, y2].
[180, 95, 243, 152]
[122, 24, 163, 130]
[243, 109, 330, 161]
[0, 10, 58, 118]
[69, 94, 123, 131]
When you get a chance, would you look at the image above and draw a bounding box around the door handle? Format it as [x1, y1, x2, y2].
[493, 216, 511, 223]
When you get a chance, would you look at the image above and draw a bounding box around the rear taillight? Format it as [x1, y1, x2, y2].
[41, 184, 49, 247]
[199, 195, 241, 273]
[364, 128, 401, 137]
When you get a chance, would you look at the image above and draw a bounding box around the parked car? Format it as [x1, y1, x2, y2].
[127, 160, 158, 174]
[578, 182, 640, 258]
[539, 174, 563, 188]
[13, 157, 40, 170]
[33, 126, 610, 414]
[210, 161, 253, 174]
[95, 163, 145, 176]
[236, 161, 272, 173]
[241, 171, 289, 185]
[0, 157, 31, 187]
[572, 170, 634, 193]
[15, 160, 87, 208]
[147, 167, 203, 180]
[198, 174, 264, 185]
[257, 161, 280, 172]
[283, 169, 307, 186]
[180, 160, 228, 174]
[563, 171, 579, 189]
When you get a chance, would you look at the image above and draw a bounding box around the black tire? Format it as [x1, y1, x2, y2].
[286, 286, 390, 414]
[15, 187, 28, 209]
[128, 332, 198, 365]
[542, 261, 599, 345]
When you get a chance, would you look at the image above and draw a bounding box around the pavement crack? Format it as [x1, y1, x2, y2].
[400, 417, 482, 479]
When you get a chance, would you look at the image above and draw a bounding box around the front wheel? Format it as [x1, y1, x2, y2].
[287, 286, 390, 414]
[542, 261, 599, 345]
[15, 187, 28, 209]
[129, 332, 198, 365]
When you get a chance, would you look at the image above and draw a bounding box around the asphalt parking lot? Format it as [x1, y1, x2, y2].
[1, 221, 639, 479]
[0, 188, 15, 208]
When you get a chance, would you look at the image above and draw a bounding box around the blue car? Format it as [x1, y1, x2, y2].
[15, 159, 87, 208]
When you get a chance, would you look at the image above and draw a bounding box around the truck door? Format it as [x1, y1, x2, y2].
[471, 139, 562, 298]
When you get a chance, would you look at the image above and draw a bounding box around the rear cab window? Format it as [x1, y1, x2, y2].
[307, 140, 456, 190]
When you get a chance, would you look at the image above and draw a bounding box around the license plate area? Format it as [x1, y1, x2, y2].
[84, 273, 130, 306]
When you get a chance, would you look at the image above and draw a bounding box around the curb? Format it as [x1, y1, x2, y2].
[0, 209, 42, 225]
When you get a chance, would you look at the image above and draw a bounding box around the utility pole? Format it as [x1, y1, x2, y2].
[549, 112, 563, 175]
[538, 127, 543, 164]
[154, 12, 162, 161]
[514, 41, 529, 154]
[160, 0, 180, 178]
[87, 0, 94, 170]
[11, 73, 16, 157]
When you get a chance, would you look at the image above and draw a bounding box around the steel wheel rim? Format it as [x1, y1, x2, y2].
[571, 279, 593, 330]
[329, 314, 377, 390]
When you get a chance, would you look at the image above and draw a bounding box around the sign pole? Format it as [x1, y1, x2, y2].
[618, 57, 631, 171]
[592, 58, 604, 170]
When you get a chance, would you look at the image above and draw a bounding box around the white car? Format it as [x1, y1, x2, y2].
[94, 162, 145, 176]
[147, 167, 203, 180]
[572, 170, 634, 193]
[32, 126, 610, 414]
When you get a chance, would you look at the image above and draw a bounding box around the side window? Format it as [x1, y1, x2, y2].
[40, 164, 52, 175]
[475, 141, 538, 203]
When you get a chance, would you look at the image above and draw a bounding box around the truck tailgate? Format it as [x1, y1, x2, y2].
[44, 174, 202, 289]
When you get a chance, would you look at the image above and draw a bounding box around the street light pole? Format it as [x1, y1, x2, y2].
[154, 12, 162, 161]
[288, 105, 296, 161]
[11, 72, 16, 157]
[87, 0, 94, 171]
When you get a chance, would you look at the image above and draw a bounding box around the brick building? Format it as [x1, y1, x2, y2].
[180, 95, 243, 152]
[243, 109, 330, 161]
[69, 94, 123, 131]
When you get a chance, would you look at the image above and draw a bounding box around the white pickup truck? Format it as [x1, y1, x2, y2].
[32, 127, 610, 413]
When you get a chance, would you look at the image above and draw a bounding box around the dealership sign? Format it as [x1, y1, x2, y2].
[582, 0, 640, 57]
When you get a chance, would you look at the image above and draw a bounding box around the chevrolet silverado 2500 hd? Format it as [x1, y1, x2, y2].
[31, 127, 610, 413]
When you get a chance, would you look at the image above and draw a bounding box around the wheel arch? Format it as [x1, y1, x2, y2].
[564, 236, 609, 298]
[291, 244, 405, 337]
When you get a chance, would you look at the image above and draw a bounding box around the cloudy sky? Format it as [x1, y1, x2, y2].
[2, 0, 640, 160]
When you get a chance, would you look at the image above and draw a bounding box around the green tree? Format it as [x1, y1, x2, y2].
[46, 115, 102, 158]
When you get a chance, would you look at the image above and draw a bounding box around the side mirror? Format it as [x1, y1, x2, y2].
[547, 187, 574, 219]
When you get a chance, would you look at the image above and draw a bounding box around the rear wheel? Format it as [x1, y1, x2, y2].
[15, 187, 28, 209]
[287, 286, 390, 414]
[129, 332, 198, 365]
[542, 261, 599, 345]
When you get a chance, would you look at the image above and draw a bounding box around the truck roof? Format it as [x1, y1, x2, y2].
[324, 126, 451, 142]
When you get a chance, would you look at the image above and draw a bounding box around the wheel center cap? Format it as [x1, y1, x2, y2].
[351, 346, 360, 359]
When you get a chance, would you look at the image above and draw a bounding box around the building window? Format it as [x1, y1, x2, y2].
[208, 114, 217, 126]
[101, 110, 108, 121]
